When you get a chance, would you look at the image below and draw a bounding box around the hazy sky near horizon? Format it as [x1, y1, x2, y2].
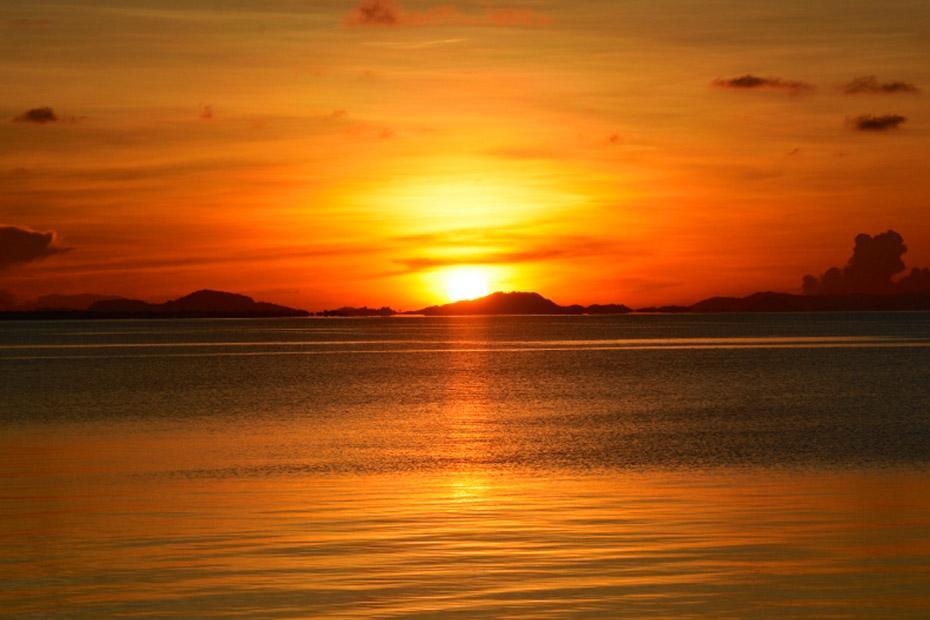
[2, 0, 929, 308]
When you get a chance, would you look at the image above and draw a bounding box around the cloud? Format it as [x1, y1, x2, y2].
[346, 0, 400, 25]
[802, 230, 907, 295]
[712, 74, 813, 92]
[850, 114, 906, 131]
[13, 107, 58, 124]
[898, 268, 930, 293]
[345, 0, 551, 28]
[392, 234, 620, 273]
[843, 76, 920, 95]
[6, 243, 367, 278]
[395, 248, 564, 271]
[362, 37, 467, 50]
[0, 226, 67, 270]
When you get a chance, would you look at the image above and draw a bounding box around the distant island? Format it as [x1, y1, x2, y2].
[411, 291, 631, 316]
[5, 288, 930, 321]
[0, 289, 309, 320]
[649, 290, 930, 313]
[316, 306, 397, 317]
[408, 289, 930, 315]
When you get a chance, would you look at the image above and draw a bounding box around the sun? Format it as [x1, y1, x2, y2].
[444, 267, 491, 302]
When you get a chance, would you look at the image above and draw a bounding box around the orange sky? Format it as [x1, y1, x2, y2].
[2, 0, 929, 309]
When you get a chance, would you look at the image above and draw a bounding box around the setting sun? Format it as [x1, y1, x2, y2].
[444, 267, 492, 302]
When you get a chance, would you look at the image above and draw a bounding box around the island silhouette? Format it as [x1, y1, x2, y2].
[0, 289, 309, 320]
[411, 292, 631, 315]
[3, 231, 930, 319]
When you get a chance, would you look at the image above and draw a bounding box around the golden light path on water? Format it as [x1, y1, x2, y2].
[2, 315, 930, 616]
[3, 430, 930, 618]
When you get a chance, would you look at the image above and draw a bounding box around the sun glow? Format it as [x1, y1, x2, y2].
[444, 267, 492, 302]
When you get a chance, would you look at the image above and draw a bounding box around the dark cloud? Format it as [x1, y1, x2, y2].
[850, 114, 906, 131]
[712, 74, 813, 92]
[802, 231, 908, 295]
[843, 76, 920, 95]
[346, 0, 400, 26]
[0, 226, 67, 270]
[898, 268, 930, 293]
[13, 107, 58, 124]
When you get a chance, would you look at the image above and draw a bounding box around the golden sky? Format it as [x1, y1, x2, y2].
[2, 0, 929, 309]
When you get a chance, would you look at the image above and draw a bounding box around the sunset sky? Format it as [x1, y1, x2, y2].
[2, 0, 929, 309]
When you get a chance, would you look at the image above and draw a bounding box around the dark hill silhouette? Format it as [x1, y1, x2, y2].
[412, 291, 631, 316]
[0, 289, 308, 319]
[27, 293, 123, 311]
[87, 289, 309, 317]
[682, 291, 930, 313]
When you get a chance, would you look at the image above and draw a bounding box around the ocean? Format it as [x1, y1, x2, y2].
[2, 313, 930, 617]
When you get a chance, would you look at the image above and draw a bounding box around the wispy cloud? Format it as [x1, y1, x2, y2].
[8, 243, 369, 278]
[344, 0, 551, 28]
[843, 76, 920, 95]
[712, 74, 813, 93]
[392, 233, 621, 273]
[362, 38, 467, 50]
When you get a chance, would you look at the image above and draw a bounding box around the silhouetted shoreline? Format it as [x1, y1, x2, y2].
[6, 289, 930, 320]
[0, 290, 309, 320]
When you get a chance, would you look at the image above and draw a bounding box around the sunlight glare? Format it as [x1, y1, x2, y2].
[444, 267, 491, 302]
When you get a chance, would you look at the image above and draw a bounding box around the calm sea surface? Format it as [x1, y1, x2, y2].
[2, 313, 930, 617]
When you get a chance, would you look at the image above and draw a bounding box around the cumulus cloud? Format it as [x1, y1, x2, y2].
[13, 107, 58, 124]
[802, 231, 908, 295]
[0, 226, 67, 270]
[712, 74, 813, 92]
[345, 0, 551, 27]
[898, 268, 930, 293]
[843, 76, 920, 95]
[850, 114, 906, 131]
